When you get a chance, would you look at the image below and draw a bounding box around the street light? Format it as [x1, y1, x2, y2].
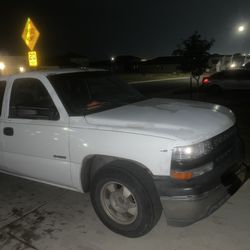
[0, 62, 5, 71]
[230, 62, 236, 68]
[238, 25, 245, 32]
[19, 66, 25, 73]
[235, 23, 249, 68]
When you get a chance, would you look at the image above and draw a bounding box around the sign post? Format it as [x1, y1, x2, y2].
[22, 18, 40, 67]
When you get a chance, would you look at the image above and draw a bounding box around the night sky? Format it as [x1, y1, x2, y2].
[1, 0, 250, 60]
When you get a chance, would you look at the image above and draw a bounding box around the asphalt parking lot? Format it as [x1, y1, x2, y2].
[1, 80, 250, 250]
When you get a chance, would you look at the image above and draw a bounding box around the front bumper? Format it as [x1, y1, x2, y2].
[160, 164, 247, 226]
[154, 126, 247, 226]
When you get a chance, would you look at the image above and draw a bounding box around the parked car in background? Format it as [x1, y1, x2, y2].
[202, 69, 250, 93]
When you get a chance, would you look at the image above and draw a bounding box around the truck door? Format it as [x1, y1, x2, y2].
[0, 80, 7, 171]
[2, 77, 72, 187]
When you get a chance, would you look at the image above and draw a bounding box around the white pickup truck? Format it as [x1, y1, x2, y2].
[0, 68, 247, 237]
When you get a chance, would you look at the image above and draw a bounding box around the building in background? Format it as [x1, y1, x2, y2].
[0, 52, 27, 75]
[2, 51, 248, 76]
[90, 55, 182, 74]
[208, 54, 250, 72]
[140, 56, 182, 73]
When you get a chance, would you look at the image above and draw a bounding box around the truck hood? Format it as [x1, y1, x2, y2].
[85, 98, 235, 142]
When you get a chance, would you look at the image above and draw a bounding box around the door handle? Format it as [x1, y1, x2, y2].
[4, 127, 14, 136]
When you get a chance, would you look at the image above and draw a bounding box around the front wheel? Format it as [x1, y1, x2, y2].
[90, 165, 162, 237]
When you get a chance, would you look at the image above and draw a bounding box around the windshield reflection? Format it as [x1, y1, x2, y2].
[48, 71, 146, 116]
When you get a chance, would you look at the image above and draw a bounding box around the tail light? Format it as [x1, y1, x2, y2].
[202, 77, 210, 85]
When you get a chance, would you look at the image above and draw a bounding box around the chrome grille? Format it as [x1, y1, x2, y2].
[212, 126, 237, 149]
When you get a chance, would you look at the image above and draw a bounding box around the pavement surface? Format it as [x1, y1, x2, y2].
[1, 78, 250, 250]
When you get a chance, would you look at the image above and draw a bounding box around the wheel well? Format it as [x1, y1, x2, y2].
[81, 155, 154, 193]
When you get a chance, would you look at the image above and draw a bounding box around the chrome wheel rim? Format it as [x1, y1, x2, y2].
[100, 181, 138, 225]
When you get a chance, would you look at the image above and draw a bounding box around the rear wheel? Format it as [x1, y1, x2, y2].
[90, 165, 162, 237]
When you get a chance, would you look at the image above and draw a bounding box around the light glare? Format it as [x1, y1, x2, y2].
[238, 25, 245, 32]
[184, 147, 192, 155]
[19, 66, 25, 73]
[230, 63, 236, 68]
[0, 62, 5, 71]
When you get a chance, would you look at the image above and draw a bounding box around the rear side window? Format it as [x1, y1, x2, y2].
[211, 71, 243, 80]
[211, 72, 225, 80]
[9, 78, 59, 120]
[234, 70, 250, 80]
[0, 81, 6, 115]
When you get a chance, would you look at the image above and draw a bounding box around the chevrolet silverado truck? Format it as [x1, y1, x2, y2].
[0, 68, 247, 237]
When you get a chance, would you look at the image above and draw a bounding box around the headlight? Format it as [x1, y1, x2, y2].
[172, 140, 213, 161]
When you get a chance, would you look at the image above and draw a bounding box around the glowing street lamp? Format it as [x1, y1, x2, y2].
[0, 62, 5, 71]
[111, 56, 115, 62]
[238, 25, 245, 32]
[19, 66, 25, 73]
[230, 62, 236, 68]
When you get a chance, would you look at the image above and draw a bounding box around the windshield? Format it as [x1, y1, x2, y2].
[48, 71, 146, 116]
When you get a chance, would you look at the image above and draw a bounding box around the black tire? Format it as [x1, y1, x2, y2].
[90, 165, 162, 237]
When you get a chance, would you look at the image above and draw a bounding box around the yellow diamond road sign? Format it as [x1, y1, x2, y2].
[22, 18, 40, 51]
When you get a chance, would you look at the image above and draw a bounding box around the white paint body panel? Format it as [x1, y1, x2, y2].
[0, 69, 235, 193]
[69, 117, 175, 190]
[85, 98, 235, 143]
[3, 120, 71, 186]
[0, 118, 5, 170]
[1, 74, 72, 187]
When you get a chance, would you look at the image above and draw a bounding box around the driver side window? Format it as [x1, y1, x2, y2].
[9, 78, 60, 120]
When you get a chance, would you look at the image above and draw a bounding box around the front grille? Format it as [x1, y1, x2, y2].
[212, 126, 238, 165]
[211, 126, 237, 149]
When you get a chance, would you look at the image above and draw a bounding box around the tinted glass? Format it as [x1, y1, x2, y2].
[234, 70, 250, 80]
[211, 71, 225, 80]
[9, 78, 59, 120]
[223, 71, 237, 79]
[211, 70, 248, 80]
[0, 81, 6, 115]
[49, 72, 146, 116]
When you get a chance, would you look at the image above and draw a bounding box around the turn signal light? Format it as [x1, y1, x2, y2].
[170, 170, 193, 180]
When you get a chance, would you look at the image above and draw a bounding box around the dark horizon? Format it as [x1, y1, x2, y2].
[1, 1, 250, 60]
